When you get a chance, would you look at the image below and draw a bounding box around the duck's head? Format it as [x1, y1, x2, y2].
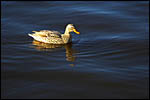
[66, 24, 80, 34]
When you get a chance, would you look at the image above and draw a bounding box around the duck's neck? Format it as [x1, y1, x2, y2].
[64, 28, 70, 35]
[62, 28, 72, 44]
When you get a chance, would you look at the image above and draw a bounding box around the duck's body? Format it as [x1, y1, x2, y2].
[28, 24, 80, 44]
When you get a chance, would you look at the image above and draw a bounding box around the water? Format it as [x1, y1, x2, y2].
[1, 1, 149, 99]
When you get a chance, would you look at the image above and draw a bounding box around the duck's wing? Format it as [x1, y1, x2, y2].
[46, 30, 62, 38]
[32, 30, 62, 38]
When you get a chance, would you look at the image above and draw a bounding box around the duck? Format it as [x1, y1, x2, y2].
[28, 24, 80, 44]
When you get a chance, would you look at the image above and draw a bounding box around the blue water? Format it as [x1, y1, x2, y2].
[1, 1, 149, 99]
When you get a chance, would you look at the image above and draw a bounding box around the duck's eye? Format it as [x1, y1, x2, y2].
[71, 27, 74, 29]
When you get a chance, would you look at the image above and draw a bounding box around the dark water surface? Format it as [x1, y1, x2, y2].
[1, 1, 149, 99]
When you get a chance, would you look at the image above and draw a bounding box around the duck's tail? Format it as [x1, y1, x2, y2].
[28, 33, 34, 37]
[29, 30, 38, 37]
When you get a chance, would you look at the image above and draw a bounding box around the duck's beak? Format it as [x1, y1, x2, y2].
[73, 28, 80, 34]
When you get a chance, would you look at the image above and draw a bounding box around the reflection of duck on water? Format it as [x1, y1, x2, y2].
[32, 40, 76, 62]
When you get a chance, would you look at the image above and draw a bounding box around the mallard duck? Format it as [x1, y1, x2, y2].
[28, 24, 80, 44]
